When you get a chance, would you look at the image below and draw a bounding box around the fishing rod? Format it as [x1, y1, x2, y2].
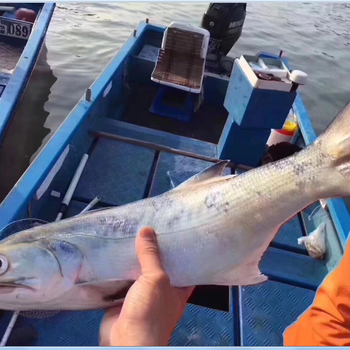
[55, 153, 89, 221]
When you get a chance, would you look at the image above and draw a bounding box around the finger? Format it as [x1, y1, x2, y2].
[136, 226, 164, 275]
[99, 304, 123, 346]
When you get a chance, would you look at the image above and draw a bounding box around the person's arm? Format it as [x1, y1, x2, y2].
[99, 227, 194, 346]
[284, 236, 350, 346]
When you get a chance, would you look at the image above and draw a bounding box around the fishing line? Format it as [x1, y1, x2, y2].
[308, 205, 321, 221]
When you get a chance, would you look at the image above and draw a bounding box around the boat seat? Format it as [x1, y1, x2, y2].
[151, 22, 210, 93]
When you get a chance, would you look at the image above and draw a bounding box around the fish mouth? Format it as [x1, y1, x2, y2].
[0, 278, 35, 291]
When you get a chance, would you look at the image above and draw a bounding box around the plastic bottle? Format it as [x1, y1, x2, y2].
[267, 114, 298, 146]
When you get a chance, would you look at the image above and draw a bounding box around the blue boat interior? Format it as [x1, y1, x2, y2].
[0, 3, 42, 97]
[0, 21, 346, 346]
[0, 2, 55, 146]
[0, 3, 42, 46]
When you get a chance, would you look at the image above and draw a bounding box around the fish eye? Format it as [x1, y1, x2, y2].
[0, 255, 8, 275]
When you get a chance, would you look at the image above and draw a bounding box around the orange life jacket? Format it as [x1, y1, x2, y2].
[284, 237, 350, 346]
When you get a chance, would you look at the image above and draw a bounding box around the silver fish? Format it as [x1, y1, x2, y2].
[1, 101, 350, 311]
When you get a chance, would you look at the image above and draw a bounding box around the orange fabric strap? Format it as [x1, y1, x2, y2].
[284, 238, 350, 346]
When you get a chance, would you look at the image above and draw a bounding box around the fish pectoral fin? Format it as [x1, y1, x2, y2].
[75, 279, 134, 303]
[172, 160, 232, 190]
[41, 279, 135, 310]
[75, 207, 113, 217]
[212, 260, 267, 286]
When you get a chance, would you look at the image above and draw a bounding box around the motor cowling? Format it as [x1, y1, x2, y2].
[201, 3, 246, 57]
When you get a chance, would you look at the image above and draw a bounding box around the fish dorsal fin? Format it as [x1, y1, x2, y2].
[181, 174, 238, 189]
[74, 206, 112, 217]
[171, 160, 231, 190]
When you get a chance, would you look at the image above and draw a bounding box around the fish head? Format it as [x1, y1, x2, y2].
[0, 238, 83, 310]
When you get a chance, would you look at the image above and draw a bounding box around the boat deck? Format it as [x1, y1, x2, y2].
[116, 82, 228, 144]
[0, 121, 339, 346]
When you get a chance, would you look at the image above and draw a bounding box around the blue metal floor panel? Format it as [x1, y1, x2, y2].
[13, 310, 104, 346]
[2, 303, 232, 346]
[170, 304, 233, 346]
[239, 280, 314, 346]
[74, 138, 156, 205]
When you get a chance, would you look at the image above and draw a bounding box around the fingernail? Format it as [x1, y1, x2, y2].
[140, 227, 155, 240]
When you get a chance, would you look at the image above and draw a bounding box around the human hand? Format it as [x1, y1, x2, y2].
[99, 227, 194, 346]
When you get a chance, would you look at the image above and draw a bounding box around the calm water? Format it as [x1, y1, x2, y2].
[1, 2, 350, 200]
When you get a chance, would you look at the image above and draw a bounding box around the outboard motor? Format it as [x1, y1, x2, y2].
[201, 3, 246, 74]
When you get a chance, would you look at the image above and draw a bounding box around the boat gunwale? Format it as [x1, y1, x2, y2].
[0, 3, 56, 141]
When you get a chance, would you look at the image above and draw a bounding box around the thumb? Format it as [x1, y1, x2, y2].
[136, 227, 164, 276]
